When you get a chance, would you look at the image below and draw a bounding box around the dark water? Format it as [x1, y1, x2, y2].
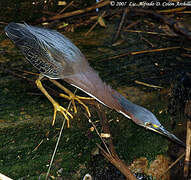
[0, 3, 191, 179]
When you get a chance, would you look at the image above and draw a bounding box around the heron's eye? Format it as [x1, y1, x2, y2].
[145, 122, 152, 127]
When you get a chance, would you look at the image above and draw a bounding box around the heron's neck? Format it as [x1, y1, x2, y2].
[63, 69, 134, 120]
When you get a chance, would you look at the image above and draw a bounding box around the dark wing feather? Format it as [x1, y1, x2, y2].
[4, 22, 88, 79]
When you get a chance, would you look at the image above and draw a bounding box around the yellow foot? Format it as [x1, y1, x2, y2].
[59, 93, 92, 117]
[52, 101, 73, 127]
[49, 79, 93, 118]
[36, 76, 73, 128]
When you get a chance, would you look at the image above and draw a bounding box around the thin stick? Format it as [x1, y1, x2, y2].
[85, 115, 111, 156]
[45, 90, 75, 180]
[85, 11, 106, 36]
[112, 8, 128, 43]
[32, 139, 44, 152]
[140, 35, 155, 48]
[159, 152, 185, 178]
[58, 1, 74, 14]
[97, 143, 137, 180]
[38, 0, 110, 22]
[125, 29, 169, 36]
[135, 80, 163, 89]
[130, 47, 180, 55]
[123, 20, 140, 31]
[106, 46, 180, 61]
[131, 8, 191, 40]
[184, 101, 191, 177]
[184, 121, 191, 177]
[94, 103, 137, 180]
[45, 116, 66, 180]
[157, 7, 186, 13]
[176, 11, 191, 14]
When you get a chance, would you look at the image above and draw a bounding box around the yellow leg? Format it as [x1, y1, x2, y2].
[49, 79, 93, 117]
[35, 75, 73, 127]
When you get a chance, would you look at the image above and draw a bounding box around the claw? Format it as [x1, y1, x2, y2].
[37, 77, 92, 126]
[49, 79, 92, 118]
[52, 102, 73, 127]
[36, 76, 73, 128]
[59, 93, 91, 117]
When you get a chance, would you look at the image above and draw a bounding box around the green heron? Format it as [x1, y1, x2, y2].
[5, 22, 185, 146]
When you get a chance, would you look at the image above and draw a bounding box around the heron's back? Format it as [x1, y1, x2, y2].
[5, 22, 89, 79]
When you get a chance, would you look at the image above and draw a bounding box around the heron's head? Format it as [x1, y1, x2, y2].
[141, 118, 185, 147]
[113, 93, 185, 147]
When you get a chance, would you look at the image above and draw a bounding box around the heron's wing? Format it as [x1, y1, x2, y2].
[5, 22, 88, 79]
[24, 23, 89, 75]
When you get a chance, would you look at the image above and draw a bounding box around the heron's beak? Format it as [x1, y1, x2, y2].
[147, 125, 185, 147]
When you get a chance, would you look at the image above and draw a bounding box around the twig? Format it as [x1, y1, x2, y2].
[124, 30, 169, 36]
[95, 103, 118, 157]
[184, 48, 191, 52]
[85, 115, 111, 156]
[105, 46, 180, 61]
[97, 143, 137, 180]
[140, 35, 155, 48]
[184, 101, 191, 177]
[94, 103, 137, 180]
[32, 140, 44, 152]
[37, 0, 110, 23]
[45, 91, 75, 180]
[58, 1, 74, 14]
[112, 8, 129, 43]
[135, 80, 163, 89]
[131, 8, 191, 40]
[181, 53, 191, 58]
[130, 47, 180, 55]
[85, 11, 106, 36]
[5, 69, 37, 82]
[157, 7, 186, 13]
[123, 20, 141, 31]
[6, 69, 60, 98]
[176, 11, 191, 14]
[184, 121, 191, 177]
[0, 21, 7, 25]
[159, 152, 185, 178]
[45, 114, 66, 180]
